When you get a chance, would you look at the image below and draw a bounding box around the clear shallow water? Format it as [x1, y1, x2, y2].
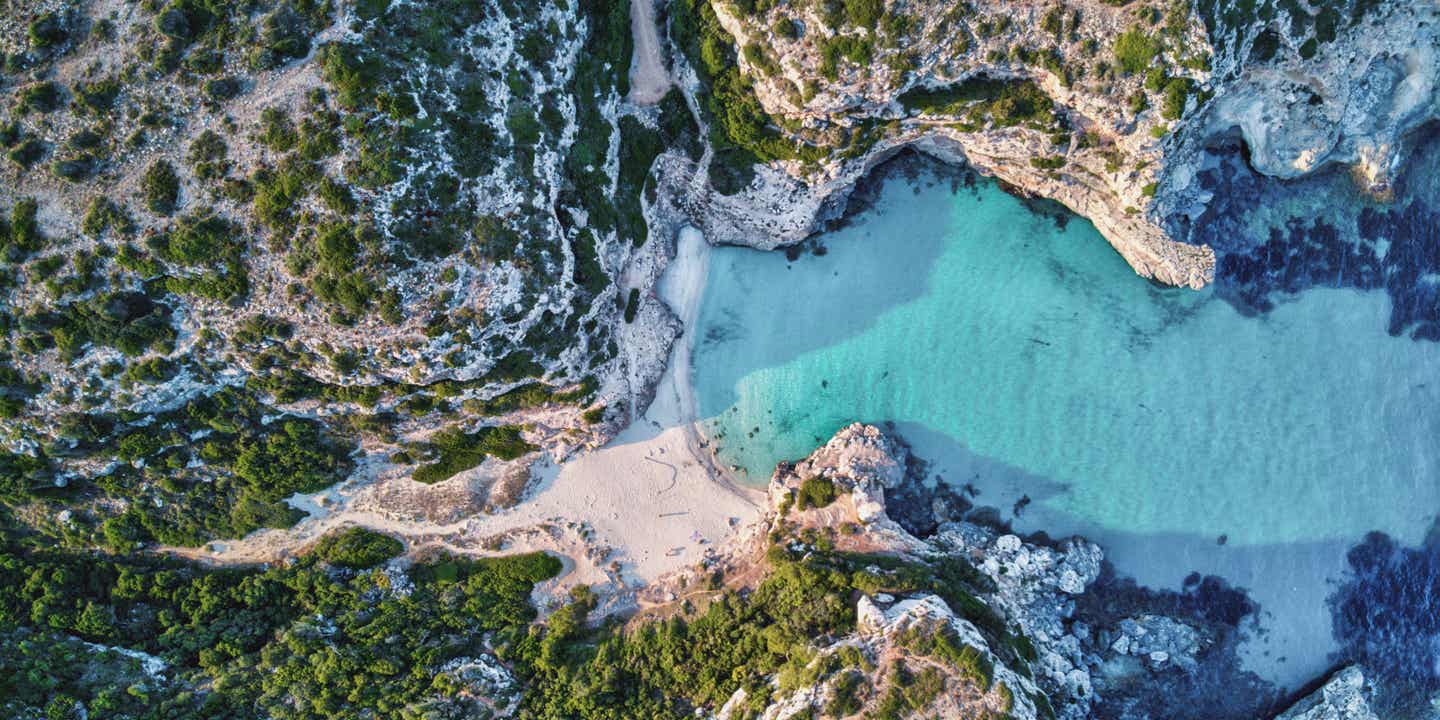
[692, 166, 1440, 690]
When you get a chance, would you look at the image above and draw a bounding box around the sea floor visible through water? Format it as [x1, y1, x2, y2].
[691, 158, 1440, 693]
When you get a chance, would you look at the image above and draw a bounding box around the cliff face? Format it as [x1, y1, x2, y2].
[678, 0, 1440, 289]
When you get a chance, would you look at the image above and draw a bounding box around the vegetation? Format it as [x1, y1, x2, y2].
[140, 160, 181, 215]
[15, 81, 63, 114]
[900, 76, 1057, 130]
[0, 543, 561, 719]
[412, 425, 537, 484]
[1113, 29, 1159, 75]
[0, 386, 351, 549]
[796, 476, 838, 510]
[672, 0, 830, 193]
[623, 288, 642, 323]
[309, 526, 405, 569]
[507, 539, 1020, 719]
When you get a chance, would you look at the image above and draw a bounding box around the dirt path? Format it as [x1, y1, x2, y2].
[628, 0, 672, 105]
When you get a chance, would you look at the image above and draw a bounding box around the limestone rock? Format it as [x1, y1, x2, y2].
[1274, 666, 1380, 720]
[685, 0, 1440, 290]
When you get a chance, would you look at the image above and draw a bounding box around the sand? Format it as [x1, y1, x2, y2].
[627, 0, 672, 105]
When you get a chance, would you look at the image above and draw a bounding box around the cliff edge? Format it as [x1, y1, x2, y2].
[669, 0, 1439, 289]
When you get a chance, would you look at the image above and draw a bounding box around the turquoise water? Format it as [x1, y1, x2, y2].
[692, 166, 1440, 689]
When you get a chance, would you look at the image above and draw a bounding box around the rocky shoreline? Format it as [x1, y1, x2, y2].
[689, 422, 1385, 720]
[659, 0, 1439, 292]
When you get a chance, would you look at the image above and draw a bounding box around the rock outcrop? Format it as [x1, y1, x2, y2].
[675, 0, 1440, 289]
[750, 423, 1111, 719]
[737, 423, 1361, 719]
[1273, 667, 1379, 720]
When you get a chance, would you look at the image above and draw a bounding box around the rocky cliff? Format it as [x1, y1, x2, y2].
[669, 0, 1440, 289]
[684, 423, 1295, 719]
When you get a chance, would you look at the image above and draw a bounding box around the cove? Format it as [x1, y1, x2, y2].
[691, 160, 1440, 692]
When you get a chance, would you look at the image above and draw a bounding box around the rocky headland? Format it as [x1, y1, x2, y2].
[652, 422, 1382, 719]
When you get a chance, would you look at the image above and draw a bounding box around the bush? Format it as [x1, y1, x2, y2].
[309, 527, 404, 569]
[773, 16, 799, 39]
[7, 139, 45, 169]
[1030, 155, 1066, 170]
[412, 425, 536, 484]
[15, 81, 63, 114]
[187, 130, 228, 180]
[258, 107, 297, 151]
[81, 197, 134, 238]
[899, 76, 1054, 129]
[152, 212, 235, 265]
[844, 0, 884, 26]
[1160, 77, 1193, 120]
[623, 287, 641, 323]
[27, 13, 68, 49]
[203, 77, 241, 102]
[51, 156, 95, 182]
[140, 160, 180, 215]
[1112, 28, 1158, 75]
[797, 476, 838, 509]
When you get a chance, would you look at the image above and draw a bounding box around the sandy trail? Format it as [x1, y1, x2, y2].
[628, 0, 672, 105]
[166, 228, 762, 602]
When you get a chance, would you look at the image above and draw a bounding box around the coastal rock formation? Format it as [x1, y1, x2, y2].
[675, 0, 1440, 289]
[750, 423, 1107, 718]
[743, 423, 1357, 719]
[1273, 667, 1379, 720]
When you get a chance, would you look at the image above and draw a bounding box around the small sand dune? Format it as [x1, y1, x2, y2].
[628, 0, 672, 105]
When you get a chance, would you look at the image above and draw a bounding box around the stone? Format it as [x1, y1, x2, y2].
[1273, 666, 1379, 720]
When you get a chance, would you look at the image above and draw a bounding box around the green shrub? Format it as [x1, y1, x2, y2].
[27, 12, 68, 48]
[412, 425, 536, 484]
[623, 287, 641, 323]
[899, 76, 1054, 129]
[203, 77, 241, 102]
[1112, 28, 1158, 74]
[309, 527, 404, 569]
[250, 5, 313, 69]
[844, 0, 884, 26]
[81, 197, 134, 238]
[140, 160, 180, 215]
[773, 16, 799, 39]
[187, 130, 228, 180]
[74, 78, 121, 115]
[1160, 77, 1193, 120]
[258, 107, 298, 151]
[15, 81, 63, 114]
[5, 198, 46, 258]
[7, 139, 45, 169]
[797, 476, 838, 509]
